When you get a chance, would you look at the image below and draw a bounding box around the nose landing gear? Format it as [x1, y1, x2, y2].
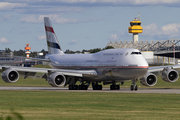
[130, 79, 138, 91]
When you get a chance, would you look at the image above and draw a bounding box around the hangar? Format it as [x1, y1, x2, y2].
[106, 39, 180, 65]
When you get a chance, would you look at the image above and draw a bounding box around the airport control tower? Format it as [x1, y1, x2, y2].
[25, 43, 31, 58]
[128, 15, 143, 44]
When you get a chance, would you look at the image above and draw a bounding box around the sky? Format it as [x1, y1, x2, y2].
[1, 0, 180, 52]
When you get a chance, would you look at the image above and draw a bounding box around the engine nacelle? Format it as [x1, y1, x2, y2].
[140, 72, 157, 87]
[47, 72, 66, 87]
[1, 69, 19, 83]
[161, 68, 179, 82]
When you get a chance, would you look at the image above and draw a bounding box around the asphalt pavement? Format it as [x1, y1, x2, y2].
[0, 86, 180, 94]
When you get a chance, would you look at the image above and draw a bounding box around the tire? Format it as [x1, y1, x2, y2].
[135, 85, 138, 91]
[130, 85, 134, 91]
[79, 85, 82, 90]
[110, 85, 115, 90]
[83, 85, 88, 90]
[69, 85, 73, 90]
[73, 85, 78, 90]
[93, 85, 97, 90]
[116, 85, 120, 90]
[98, 85, 102, 90]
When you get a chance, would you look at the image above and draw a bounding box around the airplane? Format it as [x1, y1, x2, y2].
[0, 17, 180, 91]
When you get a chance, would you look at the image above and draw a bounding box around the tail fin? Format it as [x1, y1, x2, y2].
[44, 17, 64, 54]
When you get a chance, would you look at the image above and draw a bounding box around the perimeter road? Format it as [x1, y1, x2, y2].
[0, 86, 180, 94]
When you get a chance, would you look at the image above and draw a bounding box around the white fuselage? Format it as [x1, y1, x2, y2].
[46, 48, 149, 82]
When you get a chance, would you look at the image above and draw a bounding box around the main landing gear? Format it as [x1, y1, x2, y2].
[68, 77, 89, 90]
[69, 84, 88, 90]
[92, 82, 102, 90]
[130, 79, 138, 91]
[69, 85, 79, 90]
[110, 85, 120, 90]
[78, 84, 88, 90]
[110, 82, 120, 90]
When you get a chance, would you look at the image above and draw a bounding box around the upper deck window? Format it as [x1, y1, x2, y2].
[131, 52, 141, 55]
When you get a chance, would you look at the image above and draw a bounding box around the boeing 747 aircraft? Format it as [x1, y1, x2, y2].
[1, 17, 180, 91]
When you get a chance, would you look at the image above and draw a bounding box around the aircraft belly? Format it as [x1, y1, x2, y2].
[82, 68, 148, 81]
[114, 68, 147, 79]
[50, 64, 148, 81]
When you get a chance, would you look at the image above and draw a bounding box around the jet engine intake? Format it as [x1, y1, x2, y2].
[140, 72, 157, 87]
[1, 69, 19, 83]
[161, 68, 179, 82]
[47, 72, 66, 87]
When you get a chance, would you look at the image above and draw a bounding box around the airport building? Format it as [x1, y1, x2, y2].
[107, 39, 180, 65]
[0, 50, 43, 67]
[106, 15, 180, 65]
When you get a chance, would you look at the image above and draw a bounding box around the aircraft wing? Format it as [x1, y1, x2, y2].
[148, 64, 180, 72]
[0, 66, 97, 78]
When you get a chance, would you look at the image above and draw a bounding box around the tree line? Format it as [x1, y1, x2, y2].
[4, 46, 114, 57]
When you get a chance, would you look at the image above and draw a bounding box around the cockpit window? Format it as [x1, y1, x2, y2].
[131, 52, 141, 55]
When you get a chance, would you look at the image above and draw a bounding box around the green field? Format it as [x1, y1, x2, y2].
[0, 77, 180, 120]
[1, 65, 180, 119]
[0, 91, 180, 120]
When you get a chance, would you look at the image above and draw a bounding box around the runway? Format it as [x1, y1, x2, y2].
[0, 86, 180, 94]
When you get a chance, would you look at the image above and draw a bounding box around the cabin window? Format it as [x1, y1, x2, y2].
[131, 52, 141, 55]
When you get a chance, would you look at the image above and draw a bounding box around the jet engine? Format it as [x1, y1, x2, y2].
[47, 72, 66, 87]
[161, 68, 179, 82]
[1, 69, 19, 83]
[140, 72, 157, 87]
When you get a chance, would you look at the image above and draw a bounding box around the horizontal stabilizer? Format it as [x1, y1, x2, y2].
[13, 56, 51, 62]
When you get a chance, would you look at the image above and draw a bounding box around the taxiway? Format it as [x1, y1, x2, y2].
[0, 86, 180, 94]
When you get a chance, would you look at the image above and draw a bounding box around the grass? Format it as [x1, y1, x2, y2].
[0, 91, 180, 120]
[0, 65, 180, 119]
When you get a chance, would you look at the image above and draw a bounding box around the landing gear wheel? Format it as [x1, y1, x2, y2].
[79, 85, 82, 90]
[130, 85, 134, 91]
[73, 85, 78, 90]
[116, 85, 120, 90]
[83, 85, 88, 90]
[110, 85, 120, 90]
[110, 85, 114, 90]
[134, 85, 138, 91]
[79, 85, 88, 90]
[97, 85, 102, 90]
[130, 79, 138, 91]
[93, 85, 97, 90]
[69, 85, 73, 90]
[69, 85, 79, 90]
[93, 85, 102, 90]
[92, 82, 103, 90]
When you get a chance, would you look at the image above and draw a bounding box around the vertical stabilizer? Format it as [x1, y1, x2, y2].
[44, 17, 64, 54]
